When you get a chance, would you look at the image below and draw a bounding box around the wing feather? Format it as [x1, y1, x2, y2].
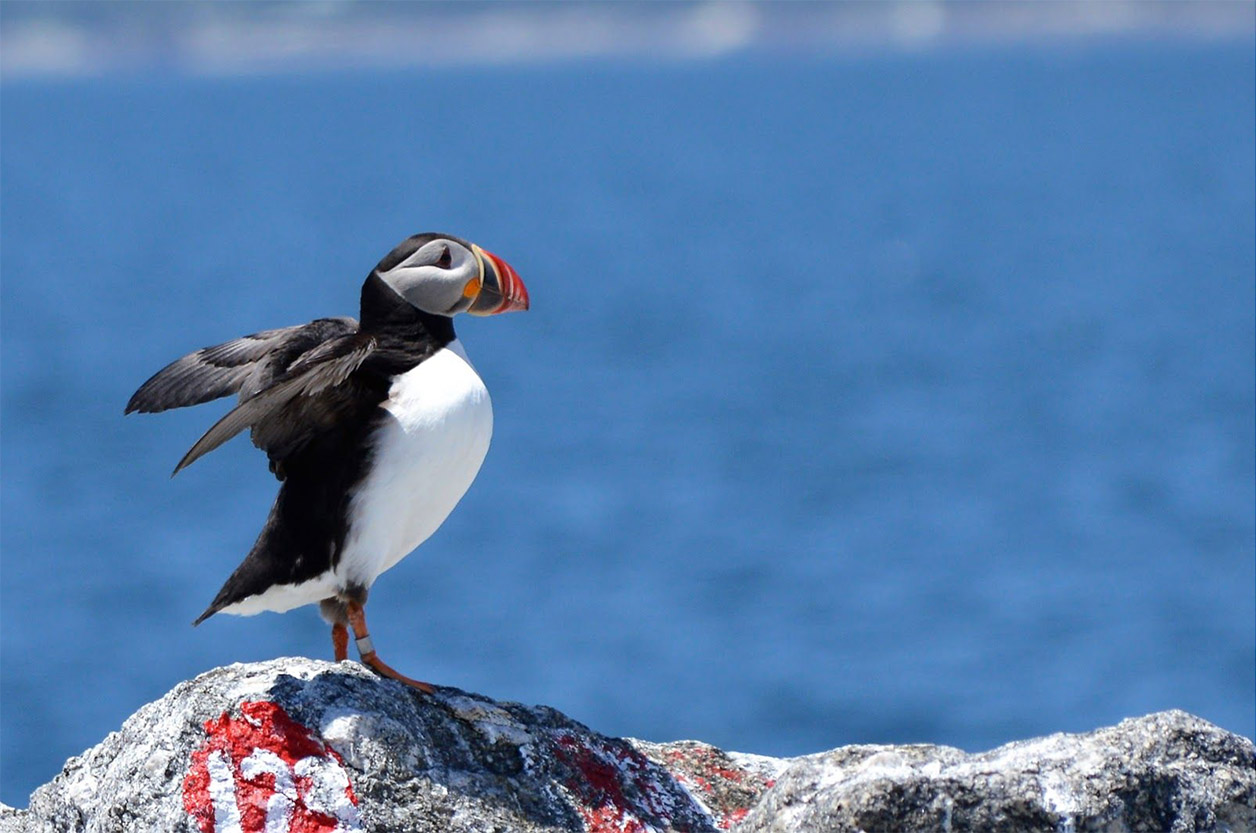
[171, 333, 376, 475]
[125, 317, 358, 414]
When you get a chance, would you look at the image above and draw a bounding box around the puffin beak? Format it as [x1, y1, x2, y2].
[468, 245, 529, 315]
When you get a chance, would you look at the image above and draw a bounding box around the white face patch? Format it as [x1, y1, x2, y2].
[377, 240, 479, 315]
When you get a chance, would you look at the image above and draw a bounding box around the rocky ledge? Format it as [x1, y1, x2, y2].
[1, 658, 1252, 833]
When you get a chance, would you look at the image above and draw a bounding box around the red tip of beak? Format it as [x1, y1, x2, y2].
[481, 248, 529, 314]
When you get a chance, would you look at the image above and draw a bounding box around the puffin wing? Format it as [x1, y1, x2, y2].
[171, 332, 378, 475]
[125, 317, 359, 414]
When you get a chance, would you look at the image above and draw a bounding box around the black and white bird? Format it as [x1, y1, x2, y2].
[126, 233, 528, 691]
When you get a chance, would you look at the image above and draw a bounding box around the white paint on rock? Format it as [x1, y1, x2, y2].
[294, 755, 362, 832]
[205, 749, 243, 833]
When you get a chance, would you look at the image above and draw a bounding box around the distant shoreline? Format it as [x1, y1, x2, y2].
[3, 0, 1253, 79]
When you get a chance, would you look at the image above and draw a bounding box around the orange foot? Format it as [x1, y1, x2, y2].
[345, 600, 435, 693]
[359, 650, 435, 693]
[332, 622, 349, 662]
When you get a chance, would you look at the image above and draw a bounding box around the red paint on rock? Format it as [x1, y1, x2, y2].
[182, 700, 360, 833]
[552, 732, 678, 833]
[655, 743, 775, 831]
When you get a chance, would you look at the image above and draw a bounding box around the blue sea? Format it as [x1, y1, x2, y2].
[2, 40, 1253, 806]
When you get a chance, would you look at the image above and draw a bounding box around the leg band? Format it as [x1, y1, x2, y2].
[355, 634, 375, 656]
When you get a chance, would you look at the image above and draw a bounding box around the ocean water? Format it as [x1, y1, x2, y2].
[1, 41, 1253, 806]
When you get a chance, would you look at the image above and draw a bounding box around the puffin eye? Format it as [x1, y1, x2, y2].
[435, 246, 453, 269]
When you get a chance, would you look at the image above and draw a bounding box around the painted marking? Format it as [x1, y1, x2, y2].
[207, 750, 243, 832]
[183, 701, 362, 833]
[550, 731, 678, 833]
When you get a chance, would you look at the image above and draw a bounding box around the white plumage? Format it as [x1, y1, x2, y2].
[220, 339, 492, 616]
[342, 339, 493, 586]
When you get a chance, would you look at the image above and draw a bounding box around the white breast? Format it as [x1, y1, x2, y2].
[337, 339, 492, 589]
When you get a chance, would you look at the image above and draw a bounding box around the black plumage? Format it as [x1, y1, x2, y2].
[128, 232, 528, 690]
[130, 274, 455, 623]
[125, 316, 359, 415]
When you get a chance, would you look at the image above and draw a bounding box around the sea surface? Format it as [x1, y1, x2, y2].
[2, 41, 1253, 806]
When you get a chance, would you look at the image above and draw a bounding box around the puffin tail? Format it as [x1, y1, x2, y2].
[192, 604, 219, 627]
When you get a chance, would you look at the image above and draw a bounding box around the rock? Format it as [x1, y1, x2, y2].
[735, 712, 1256, 833]
[1, 659, 1251, 833]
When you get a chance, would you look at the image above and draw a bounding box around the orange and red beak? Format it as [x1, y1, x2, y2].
[468, 245, 529, 315]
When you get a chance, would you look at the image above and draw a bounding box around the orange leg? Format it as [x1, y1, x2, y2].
[345, 600, 434, 693]
[332, 622, 349, 662]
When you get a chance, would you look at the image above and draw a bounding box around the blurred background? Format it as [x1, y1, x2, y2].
[2, 0, 1253, 808]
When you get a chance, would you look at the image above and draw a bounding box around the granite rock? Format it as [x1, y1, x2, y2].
[735, 710, 1256, 833]
[1, 658, 1251, 833]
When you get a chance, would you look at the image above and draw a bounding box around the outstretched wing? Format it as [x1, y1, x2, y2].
[125, 317, 359, 414]
[172, 331, 378, 475]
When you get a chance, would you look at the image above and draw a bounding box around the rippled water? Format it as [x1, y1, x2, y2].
[2, 40, 1253, 805]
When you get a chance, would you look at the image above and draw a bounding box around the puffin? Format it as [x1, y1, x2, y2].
[126, 232, 528, 691]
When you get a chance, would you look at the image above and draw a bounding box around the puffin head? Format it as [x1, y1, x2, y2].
[374, 232, 529, 317]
